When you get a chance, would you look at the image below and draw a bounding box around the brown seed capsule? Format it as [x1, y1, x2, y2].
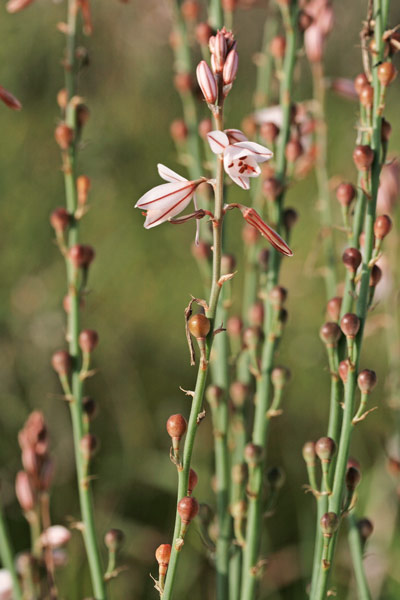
[340, 313, 360, 338]
[342, 248, 362, 273]
[336, 183, 356, 207]
[260, 122, 280, 144]
[315, 437, 336, 461]
[381, 118, 392, 142]
[80, 433, 98, 460]
[270, 35, 286, 59]
[226, 316, 243, 337]
[82, 396, 97, 420]
[320, 512, 339, 536]
[369, 265, 382, 287]
[347, 457, 361, 471]
[54, 123, 74, 150]
[320, 322, 342, 346]
[338, 360, 349, 383]
[326, 297, 342, 322]
[230, 382, 248, 408]
[155, 544, 171, 575]
[104, 529, 124, 552]
[244, 443, 263, 467]
[69, 244, 95, 268]
[357, 518, 373, 542]
[353, 145, 374, 171]
[188, 313, 211, 339]
[263, 177, 283, 201]
[177, 496, 199, 524]
[188, 469, 198, 495]
[357, 369, 377, 393]
[77, 175, 91, 205]
[15, 471, 35, 512]
[374, 214, 392, 240]
[359, 84, 374, 107]
[195, 23, 213, 47]
[170, 119, 188, 142]
[50, 207, 70, 232]
[79, 329, 99, 353]
[248, 301, 264, 327]
[271, 366, 290, 387]
[354, 73, 369, 95]
[302, 441, 316, 465]
[51, 350, 72, 376]
[377, 62, 397, 86]
[285, 139, 303, 163]
[269, 285, 288, 307]
[283, 208, 298, 231]
[346, 466, 361, 490]
[166, 414, 187, 440]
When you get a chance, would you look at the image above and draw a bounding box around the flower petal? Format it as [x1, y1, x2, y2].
[143, 192, 194, 229]
[230, 175, 250, 190]
[233, 140, 273, 162]
[135, 182, 195, 210]
[207, 130, 229, 154]
[157, 164, 188, 183]
[254, 105, 283, 127]
[225, 128, 248, 144]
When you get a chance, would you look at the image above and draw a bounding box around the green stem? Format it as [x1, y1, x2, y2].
[62, 2, 106, 598]
[347, 514, 372, 600]
[0, 497, 23, 600]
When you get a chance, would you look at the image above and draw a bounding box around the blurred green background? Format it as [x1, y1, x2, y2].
[0, 0, 400, 598]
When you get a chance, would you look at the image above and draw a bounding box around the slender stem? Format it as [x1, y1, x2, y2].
[61, 2, 107, 598]
[0, 496, 23, 600]
[347, 514, 372, 600]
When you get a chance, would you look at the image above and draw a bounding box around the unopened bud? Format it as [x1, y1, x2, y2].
[374, 214, 392, 240]
[51, 350, 72, 376]
[68, 244, 95, 268]
[326, 297, 342, 321]
[338, 360, 349, 383]
[196, 61, 217, 104]
[188, 469, 198, 495]
[41, 525, 71, 548]
[188, 313, 211, 339]
[15, 471, 35, 512]
[223, 49, 238, 85]
[50, 207, 70, 232]
[77, 175, 91, 206]
[302, 441, 316, 465]
[177, 496, 199, 524]
[342, 248, 362, 273]
[79, 329, 99, 353]
[315, 437, 336, 462]
[54, 123, 74, 150]
[104, 529, 124, 552]
[80, 433, 98, 460]
[320, 322, 341, 346]
[244, 443, 263, 467]
[340, 313, 360, 338]
[353, 145, 374, 171]
[320, 512, 339, 536]
[357, 369, 377, 393]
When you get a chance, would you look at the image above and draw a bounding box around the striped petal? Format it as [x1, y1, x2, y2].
[135, 181, 196, 211]
[230, 175, 250, 190]
[232, 140, 273, 162]
[225, 128, 248, 144]
[157, 164, 188, 183]
[207, 130, 229, 154]
[239, 207, 293, 256]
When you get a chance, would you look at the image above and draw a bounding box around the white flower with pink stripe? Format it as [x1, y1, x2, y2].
[135, 165, 203, 229]
[207, 129, 273, 190]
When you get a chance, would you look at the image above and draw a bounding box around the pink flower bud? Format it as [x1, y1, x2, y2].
[15, 471, 35, 512]
[304, 24, 324, 63]
[196, 61, 217, 104]
[238, 206, 293, 257]
[41, 525, 71, 548]
[223, 49, 238, 85]
[213, 30, 227, 73]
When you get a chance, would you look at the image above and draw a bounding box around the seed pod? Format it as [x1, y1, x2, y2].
[369, 265, 382, 287]
[320, 322, 341, 346]
[340, 313, 360, 338]
[79, 329, 99, 353]
[271, 366, 290, 388]
[285, 139, 303, 163]
[15, 471, 35, 512]
[155, 544, 171, 575]
[187, 469, 198, 496]
[83, 396, 97, 420]
[188, 313, 210, 339]
[177, 496, 199, 524]
[50, 207, 70, 232]
[263, 177, 283, 201]
[326, 297, 342, 321]
[230, 382, 248, 408]
[51, 350, 72, 376]
[338, 360, 349, 383]
[244, 443, 263, 467]
[353, 145, 374, 171]
[54, 123, 74, 150]
[357, 369, 377, 393]
[354, 73, 369, 95]
[269, 285, 287, 308]
[260, 122, 280, 144]
[374, 214, 392, 240]
[320, 512, 339, 536]
[315, 437, 336, 462]
[69, 244, 95, 268]
[346, 466, 361, 490]
[270, 35, 286, 59]
[170, 119, 188, 142]
[359, 84, 373, 107]
[226, 316, 242, 338]
[267, 466, 285, 489]
[377, 62, 397, 86]
[302, 441, 316, 465]
[342, 248, 362, 273]
[336, 183, 356, 207]
[166, 414, 187, 440]
[80, 433, 98, 460]
[357, 518, 373, 542]
[104, 529, 124, 552]
[283, 208, 298, 231]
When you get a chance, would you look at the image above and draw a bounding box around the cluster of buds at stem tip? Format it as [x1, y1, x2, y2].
[196, 28, 238, 106]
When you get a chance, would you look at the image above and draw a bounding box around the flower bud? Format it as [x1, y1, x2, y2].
[304, 24, 324, 63]
[226, 316, 242, 338]
[213, 30, 227, 73]
[353, 145, 374, 171]
[68, 244, 95, 268]
[155, 544, 171, 575]
[357, 518, 373, 542]
[50, 207, 70, 232]
[342, 248, 362, 273]
[188, 313, 211, 339]
[326, 297, 342, 322]
[230, 382, 249, 408]
[369, 265, 382, 287]
[354, 73, 369, 95]
[302, 441, 316, 465]
[336, 183, 356, 207]
[77, 175, 91, 206]
[223, 49, 238, 85]
[196, 61, 217, 103]
[359, 84, 373, 107]
[357, 369, 377, 393]
[271, 366, 290, 388]
[377, 62, 397, 86]
[79, 329, 99, 353]
[80, 433, 98, 460]
[41, 525, 71, 548]
[104, 528, 124, 552]
[320, 322, 341, 346]
[177, 496, 199, 524]
[340, 313, 360, 338]
[269, 285, 287, 308]
[315, 437, 336, 462]
[346, 466, 361, 491]
[166, 414, 187, 440]
[374, 214, 392, 240]
[54, 123, 74, 150]
[260, 122, 280, 144]
[270, 36, 286, 59]
[15, 471, 35, 512]
[320, 512, 339, 536]
[188, 469, 198, 495]
[338, 360, 349, 383]
[244, 443, 263, 467]
[51, 350, 72, 376]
